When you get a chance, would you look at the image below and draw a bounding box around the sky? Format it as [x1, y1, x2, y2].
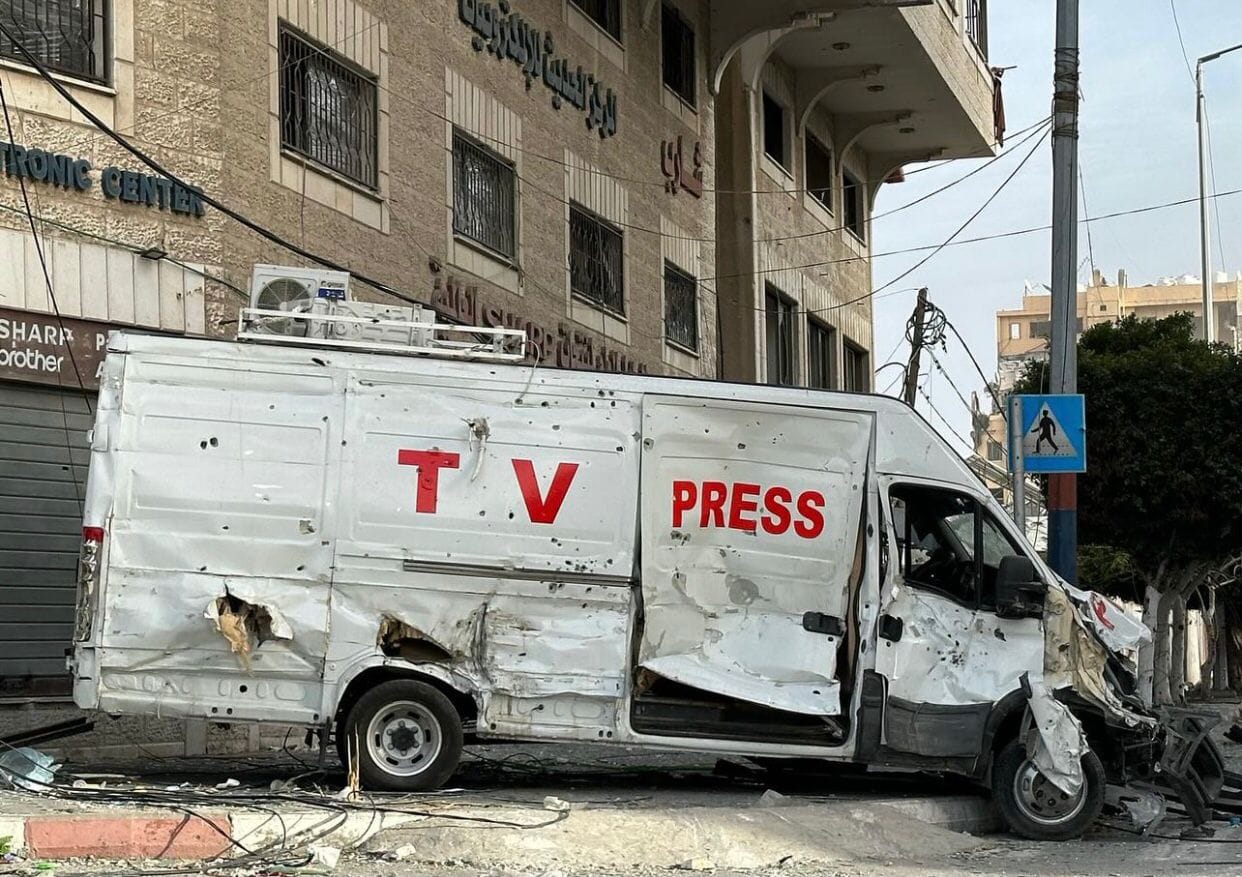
[871, 0, 1242, 453]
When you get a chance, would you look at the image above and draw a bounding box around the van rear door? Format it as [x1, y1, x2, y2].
[636, 395, 872, 718]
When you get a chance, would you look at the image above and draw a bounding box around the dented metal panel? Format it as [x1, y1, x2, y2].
[637, 396, 871, 716]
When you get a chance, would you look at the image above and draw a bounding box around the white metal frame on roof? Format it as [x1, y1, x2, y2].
[235, 307, 528, 362]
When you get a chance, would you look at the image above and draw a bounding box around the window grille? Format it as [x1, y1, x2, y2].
[1, 0, 107, 82]
[453, 130, 516, 260]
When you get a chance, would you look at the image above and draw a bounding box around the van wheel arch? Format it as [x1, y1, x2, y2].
[333, 666, 478, 762]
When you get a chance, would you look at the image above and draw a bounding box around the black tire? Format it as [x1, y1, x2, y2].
[992, 737, 1105, 841]
[341, 679, 463, 792]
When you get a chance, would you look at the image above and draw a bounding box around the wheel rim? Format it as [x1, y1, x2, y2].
[1012, 758, 1088, 826]
[365, 700, 443, 777]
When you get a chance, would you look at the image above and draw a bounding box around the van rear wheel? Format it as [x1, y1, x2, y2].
[992, 738, 1105, 841]
[343, 679, 463, 792]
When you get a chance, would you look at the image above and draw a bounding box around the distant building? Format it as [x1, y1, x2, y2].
[973, 269, 1242, 467]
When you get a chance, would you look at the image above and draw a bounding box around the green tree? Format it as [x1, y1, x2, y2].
[1015, 313, 1242, 702]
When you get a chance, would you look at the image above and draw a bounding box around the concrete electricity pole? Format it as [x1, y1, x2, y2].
[1047, 0, 1080, 581]
[903, 288, 929, 408]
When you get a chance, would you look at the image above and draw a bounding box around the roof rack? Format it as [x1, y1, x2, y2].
[236, 307, 527, 362]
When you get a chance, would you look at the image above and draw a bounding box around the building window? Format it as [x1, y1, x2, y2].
[987, 439, 1004, 462]
[805, 135, 833, 211]
[808, 319, 837, 389]
[661, 3, 695, 107]
[762, 91, 788, 169]
[966, 0, 988, 59]
[569, 0, 621, 42]
[843, 338, 869, 392]
[0, 0, 108, 83]
[765, 285, 795, 386]
[663, 261, 698, 353]
[1030, 320, 1050, 339]
[570, 203, 624, 316]
[1009, 322, 1020, 340]
[843, 168, 865, 240]
[452, 130, 516, 261]
[279, 26, 378, 189]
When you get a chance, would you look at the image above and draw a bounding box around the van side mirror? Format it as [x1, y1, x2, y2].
[995, 556, 1046, 619]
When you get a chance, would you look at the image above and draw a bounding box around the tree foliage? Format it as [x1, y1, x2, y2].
[1015, 313, 1242, 594]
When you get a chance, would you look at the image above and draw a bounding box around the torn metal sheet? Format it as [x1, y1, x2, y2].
[1062, 581, 1151, 653]
[1025, 677, 1087, 796]
[637, 397, 869, 716]
[205, 593, 294, 672]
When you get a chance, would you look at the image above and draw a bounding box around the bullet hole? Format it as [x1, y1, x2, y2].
[737, 443, 746, 450]
[610, 401, 616, 407]
[199, 566, 207, 572]
[541, 401, 549, 407]
[553, 424, 561, 430]
[616, 446, 624, 452]
[296, 565, 305, 572]
[311, 357, 327, 366]
[598, 390, 606, 396]
[479, 510, 486, 517]
[994, 628, 1007, 641]
[590, 402, 596, 408]
[269, 404, 275, 410]
[221, 525, 230, 531]
[508, 511, 515, 519]
[322, 416, 329, 422]
[239, 685, 248, 693]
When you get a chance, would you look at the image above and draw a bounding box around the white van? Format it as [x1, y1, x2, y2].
[69, 316, 1230, 840]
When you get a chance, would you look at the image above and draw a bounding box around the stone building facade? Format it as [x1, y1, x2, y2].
[0, 0, 992, 706]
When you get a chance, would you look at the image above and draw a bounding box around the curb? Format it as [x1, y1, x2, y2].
[1, 795, 999, 862]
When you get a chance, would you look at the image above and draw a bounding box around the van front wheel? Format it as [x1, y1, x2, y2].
[343, 679, 463, 792]
[992, 738, 1105, 841]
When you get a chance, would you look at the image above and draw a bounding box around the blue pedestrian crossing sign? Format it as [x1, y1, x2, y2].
[1011, 394, 1086, 473]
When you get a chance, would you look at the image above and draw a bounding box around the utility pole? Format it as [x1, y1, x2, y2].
[1197, 62, 1214, 344]
[1195, 42, 1242, 345]
[1047, 0, 1080, 582]
[903, 288, 929, 408]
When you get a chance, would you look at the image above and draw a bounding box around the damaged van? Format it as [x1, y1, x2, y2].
[70, 311, 1235, 840]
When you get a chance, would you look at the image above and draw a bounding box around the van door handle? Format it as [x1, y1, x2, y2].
[802, 612, 845, 637]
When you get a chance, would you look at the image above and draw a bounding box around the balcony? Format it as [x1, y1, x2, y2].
[710, 0, 996, 177]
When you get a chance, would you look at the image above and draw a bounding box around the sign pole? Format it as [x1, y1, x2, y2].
[1010, 396, 1025, 535]
[1048, 0, 1080, 582]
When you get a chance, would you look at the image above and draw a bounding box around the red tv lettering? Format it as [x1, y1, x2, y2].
[513, 459, 580, 524]
[397, 450, 461, 514]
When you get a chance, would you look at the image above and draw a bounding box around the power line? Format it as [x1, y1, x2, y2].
[943, 315, 1005, 418]
[1169, 0, 1196, 83]
[0, 17, 427, 310]
[1079, 164, 1097, 280]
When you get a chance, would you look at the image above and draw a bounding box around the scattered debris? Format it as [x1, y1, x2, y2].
[543, 795, 572, 812]
[758, 789, 791, 808]
[675, 857, 717, 871]
[215, 778, 241, 790]
[308, 844, 341, 870]
[0, 746, 60, 791]
[380, 844, 417, 862]
[1226, 706, 1242, 745]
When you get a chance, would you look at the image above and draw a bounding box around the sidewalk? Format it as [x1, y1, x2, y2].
[0, 747, 1001, 864]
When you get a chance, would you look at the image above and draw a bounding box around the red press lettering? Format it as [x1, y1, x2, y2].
[761, 486, 793, 535]
[699, 481, 728, 528]
[794, 491, 827, 539]
[671, 480, 697, 528]
[397, 449, 461, 514]
[512, 459, 580, 524]
[728, 482, 760, 532]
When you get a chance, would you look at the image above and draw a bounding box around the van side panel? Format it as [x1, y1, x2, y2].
[637, 396, 873, 717]
[326, 375, 640, 739]
[89, 355, 342, 722]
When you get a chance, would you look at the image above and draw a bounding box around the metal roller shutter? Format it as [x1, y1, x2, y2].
[0, 383, 91, 698]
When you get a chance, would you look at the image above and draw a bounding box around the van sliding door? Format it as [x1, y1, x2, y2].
[637, 396, 873, 717]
